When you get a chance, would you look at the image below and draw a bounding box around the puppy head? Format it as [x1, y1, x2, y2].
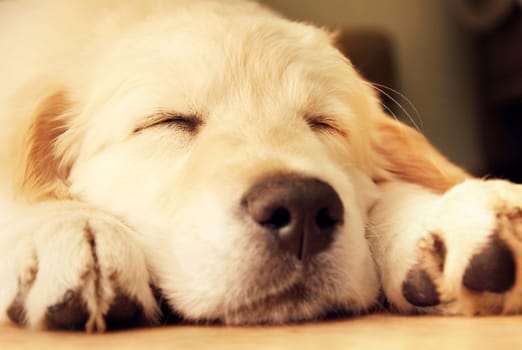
[15, 1, 460, 324]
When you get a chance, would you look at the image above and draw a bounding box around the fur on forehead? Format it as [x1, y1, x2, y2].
[53, 5, 380, 172]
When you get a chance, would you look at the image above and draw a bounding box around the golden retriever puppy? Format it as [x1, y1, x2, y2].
[0, 0, 520, 332]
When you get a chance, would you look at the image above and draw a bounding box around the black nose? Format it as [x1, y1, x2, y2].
[242, 174, 344, 260]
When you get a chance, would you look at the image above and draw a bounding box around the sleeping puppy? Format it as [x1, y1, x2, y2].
[0, 0, 521, 332]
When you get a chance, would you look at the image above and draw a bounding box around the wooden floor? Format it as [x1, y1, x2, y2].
[1, 314, 522, 350]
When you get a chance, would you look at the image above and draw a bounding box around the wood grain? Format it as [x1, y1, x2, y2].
[1, 314, 522, 350]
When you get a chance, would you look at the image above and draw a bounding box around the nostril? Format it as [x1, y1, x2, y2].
[261, 207, 291, 230]
[243, 174, 344, 260]
[315, 207, 340, 230]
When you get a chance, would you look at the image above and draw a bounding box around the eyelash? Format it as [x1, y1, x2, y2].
[306, 116, 339, 134]
[137, 114, 202, 134]
[137, 114, 339, 136]
[155, 115, 201, 133]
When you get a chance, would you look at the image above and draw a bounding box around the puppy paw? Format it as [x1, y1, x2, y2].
[396, 180, 522, 315]
[0, 203, 159, 331]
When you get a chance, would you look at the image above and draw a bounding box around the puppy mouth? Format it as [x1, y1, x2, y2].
[217, 258, 344, 325]
[223, 283, 312, 325]
[159, 281, 318, 326]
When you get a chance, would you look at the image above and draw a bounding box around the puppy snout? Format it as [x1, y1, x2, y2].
[243, 174, 344, 260]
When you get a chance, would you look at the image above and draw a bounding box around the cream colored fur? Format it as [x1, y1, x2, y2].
[0, 0, 521, 332]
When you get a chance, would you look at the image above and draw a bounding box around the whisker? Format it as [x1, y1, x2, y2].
[366, 81, 423, 133]
[375, 99, 407, 140]
[372, 82, 423, 127]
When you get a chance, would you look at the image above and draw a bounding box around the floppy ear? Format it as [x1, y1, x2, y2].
[372, 116, 470, 193]
[14, 90, 72, 202]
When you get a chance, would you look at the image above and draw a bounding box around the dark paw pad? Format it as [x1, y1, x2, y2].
[105, 294, 147, 329]
[7, 292, 26, 326]
[46, 290, 89, 330]
[463, 236, 516, 293]
[402, 267, 440, 307]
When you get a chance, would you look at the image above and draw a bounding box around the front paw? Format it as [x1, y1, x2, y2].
[0, 203, 159, 331]
[393, 180, 522, 315]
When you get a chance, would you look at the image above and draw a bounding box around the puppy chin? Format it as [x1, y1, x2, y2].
[166, 256, 374, 325]
[221, 263, 378, 325]
[178, 282, 331, 325]
[206, 280, 368, 325]
[221, 283, 328, 325]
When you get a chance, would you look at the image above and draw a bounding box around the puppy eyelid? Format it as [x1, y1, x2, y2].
[135, 112, 202, 134]
[305, 116, 344, 136]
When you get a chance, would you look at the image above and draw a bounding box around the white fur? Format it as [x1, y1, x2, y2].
[370, 179, 522, 315]
[1, 0, 522, 332]
[0, 202, 158, 331]
[0, 0, 382, 329]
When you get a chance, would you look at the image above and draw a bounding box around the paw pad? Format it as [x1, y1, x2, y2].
[463, 236, 516, 293]
[401, 233, 447, 307]
[402, 267, 440, 307]
[7, 293, 26, 326]
[46, 290, 89, 330]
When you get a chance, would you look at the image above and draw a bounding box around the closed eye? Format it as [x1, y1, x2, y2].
[135, 112, 202, 134]
[305, 115, 345, 137]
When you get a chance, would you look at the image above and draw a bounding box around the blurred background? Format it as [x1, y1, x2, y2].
[260, 0, 522, 182]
